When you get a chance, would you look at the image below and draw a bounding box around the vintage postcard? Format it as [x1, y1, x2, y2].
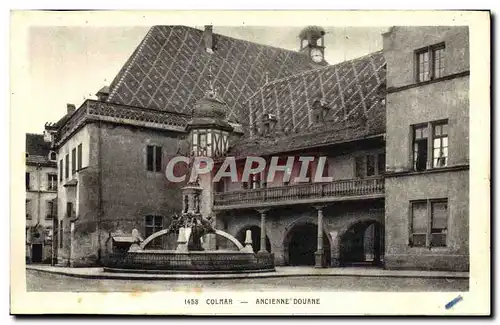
[10, 10, 490, 315]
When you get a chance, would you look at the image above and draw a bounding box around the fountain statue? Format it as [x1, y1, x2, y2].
[102, 177, 275, 274]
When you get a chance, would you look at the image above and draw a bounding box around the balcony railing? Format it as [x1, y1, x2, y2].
[214, 176, 384, 209]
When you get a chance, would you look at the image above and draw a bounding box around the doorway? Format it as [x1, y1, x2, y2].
[285, 223, 331, 266]
[31, 244, 43, 263]
[339, 221, 384, 266]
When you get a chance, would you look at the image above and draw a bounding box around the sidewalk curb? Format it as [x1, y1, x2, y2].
[26, 266, 469, 281]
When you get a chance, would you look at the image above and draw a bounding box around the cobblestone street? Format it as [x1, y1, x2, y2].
[26, 269, 468, 292]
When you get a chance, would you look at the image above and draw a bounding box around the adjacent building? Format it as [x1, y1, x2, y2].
[41, 25, 469, 271]
[25, 133, 58, 263]
[383, 26, 469, 271]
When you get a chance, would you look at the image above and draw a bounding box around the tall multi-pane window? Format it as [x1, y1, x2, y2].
[65, 154, 69, 179]
[377, 153, 386, 175]
[410, 199, 448, 248]
[355, 153, 385, 178]
[355, 156, 365, 178]
[412, 120, 448, 171]
[431, 200, 448, 247]
[411, 201, 427, 247]
[416, 43, 445, 82]
[417, 51, 430, 82]
[48, 174, 57, 191]
[59, 159, 63, 182]
[432, 123, 448, 168]
[433, 47, 445, 78]
[77, 144, 83, 170]
[366, 155, 376, 177]
[46, 200, 55, 219]
[413, 125, 428, 171]
[144, 215, 163, 248]
[146, 145, 162, 172]
[71, 148, 76, 175]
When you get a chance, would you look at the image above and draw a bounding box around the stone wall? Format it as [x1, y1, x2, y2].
[383, 26, 469, 271]
[385, 170, 469, 271]
[59, 122, 187, 266]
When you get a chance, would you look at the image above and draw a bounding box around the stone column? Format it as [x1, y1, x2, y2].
[314, 206, 325, 268]
[257, 209, 268, 253]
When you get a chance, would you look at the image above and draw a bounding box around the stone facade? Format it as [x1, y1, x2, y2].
[26, 134, 58, 264]
[57, 122, 185, 266]
[383, 26, 469, 271]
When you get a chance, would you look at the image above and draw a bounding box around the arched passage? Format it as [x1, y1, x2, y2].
[339, 220, 384, 266]
[283, 222, 331, 266]
[236, 225, 271, 253]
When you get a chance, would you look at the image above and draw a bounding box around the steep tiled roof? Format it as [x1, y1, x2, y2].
[245, 51, 386, 132]
[26, 133, 56, 167]
[26, 133, 50, 156]
[107, 26, 316, 123]
[229, 51, 386, 156]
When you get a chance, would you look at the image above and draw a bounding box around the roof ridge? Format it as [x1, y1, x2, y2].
[108, 26, 155, 102]
[210, 28, 309, 59]
[243, 50, 384, 104]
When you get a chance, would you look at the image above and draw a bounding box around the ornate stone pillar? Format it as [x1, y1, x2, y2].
[257, 209, 269, 253]
[314, 205, 326, 268]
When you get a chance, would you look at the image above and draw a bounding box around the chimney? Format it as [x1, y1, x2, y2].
[67, 103, 76, 115]
[203, 25, 214, 53]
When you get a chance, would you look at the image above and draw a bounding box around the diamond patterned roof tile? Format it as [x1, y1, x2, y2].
[107, 25, 316, 123]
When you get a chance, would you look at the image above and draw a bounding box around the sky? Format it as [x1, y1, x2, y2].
[27, 25, 389, 134]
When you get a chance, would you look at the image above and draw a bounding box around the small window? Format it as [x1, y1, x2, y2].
[249, 173, 260, 189]
[416, 43, 445, 82]
[146, 145, 162, 172]
[65, 154, 69, 179]
[144, 215, 163, 248]
[77, 144, 83, 170]
[26, 199, 31, 220]
[48, 151, 57, 161]
[47, 174, 57, 191]
[71, 148, 76, 175]
[66, 202, 73, 219]
[26, 172, 30, 190]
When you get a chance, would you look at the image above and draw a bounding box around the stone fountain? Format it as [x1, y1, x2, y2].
[103, 179, 275, 274]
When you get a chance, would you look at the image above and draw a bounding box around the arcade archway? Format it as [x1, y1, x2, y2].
[339, 220, 384, 266]
[284, 222, 331, 266]
[236, 226, 271, 253]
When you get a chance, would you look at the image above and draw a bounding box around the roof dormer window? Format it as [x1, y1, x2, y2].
[48, 151, 57, 162]
[262, 113, 277, 136]
[312, 99, 329, 124]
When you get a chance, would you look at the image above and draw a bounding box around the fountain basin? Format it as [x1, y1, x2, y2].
[103, 250, 275, 274]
